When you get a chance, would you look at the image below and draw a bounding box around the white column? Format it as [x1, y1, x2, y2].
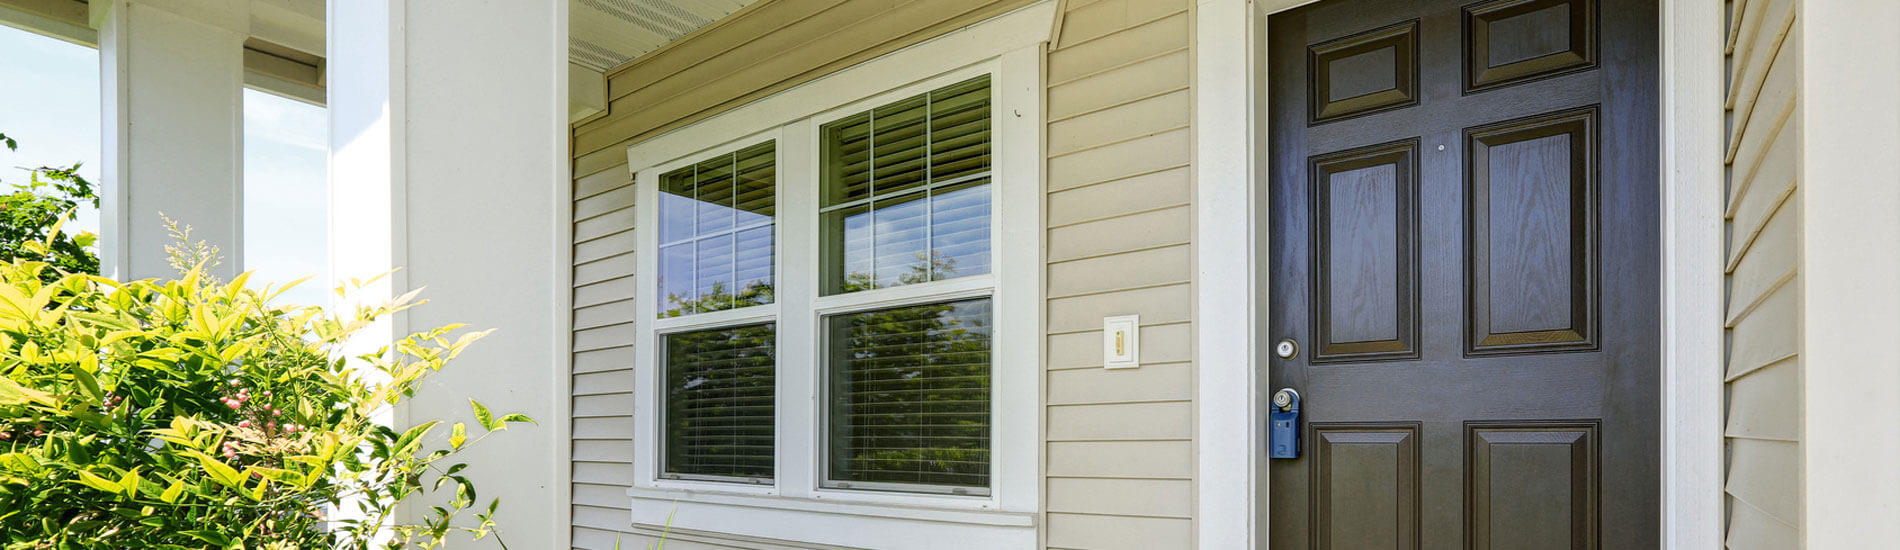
[1800, 0, 1900, 546]
[328, 1, 566, 547]
[98, 0, 246, 281]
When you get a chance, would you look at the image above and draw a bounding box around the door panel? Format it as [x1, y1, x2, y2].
[1266, 0, 1658, 548]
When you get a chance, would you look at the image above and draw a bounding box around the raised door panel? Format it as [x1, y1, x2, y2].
[1465, 107, 1598, 355]
[1466, 422, 1600, 550]
[1311, 140, 1420, 362]
[1308, 21, 1419, 123]
[1464, 0, 1597, 92]
[1311, 424, 1420, 550]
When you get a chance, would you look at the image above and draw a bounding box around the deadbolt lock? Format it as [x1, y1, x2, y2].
[1275, 338, 1298, 359]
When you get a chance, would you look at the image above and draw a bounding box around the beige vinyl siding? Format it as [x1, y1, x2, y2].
[565, 1, 1041, 548]
[569, 161, 642, 549]
[1043, 1, 1196, 549]
[1723, 0, 1800, 547]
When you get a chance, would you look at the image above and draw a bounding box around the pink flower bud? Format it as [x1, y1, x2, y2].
[229, 380, 240, 387]
[272, 410, 282, 417]
[238, 420, 251, 428]
[261, 391, 271, 397]
[226, 401, 241, 410]
[266, 422, 276, 430]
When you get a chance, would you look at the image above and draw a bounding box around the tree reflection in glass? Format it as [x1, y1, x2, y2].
[826, 286, 992, 490]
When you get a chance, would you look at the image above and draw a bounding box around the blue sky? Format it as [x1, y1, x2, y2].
[0, 24, 330, 306]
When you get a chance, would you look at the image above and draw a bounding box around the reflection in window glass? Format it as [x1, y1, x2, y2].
[242, 88, 328, 307]
[820, 76, 991, 295]
[825, 298, 991, 493]
[663, 323, 776, 480]
[657, 142, 775, 317]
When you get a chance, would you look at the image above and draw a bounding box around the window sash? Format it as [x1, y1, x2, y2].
[819, 297, 993, 496]
[657, 141, 778, 318]
[819, 76, 994, 296]
[659, 322, 779, 483]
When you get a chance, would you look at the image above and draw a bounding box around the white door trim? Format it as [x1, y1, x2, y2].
[1191, 0, 1726, 547]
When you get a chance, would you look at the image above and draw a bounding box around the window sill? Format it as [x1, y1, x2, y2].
[627, 486, 1036, 549]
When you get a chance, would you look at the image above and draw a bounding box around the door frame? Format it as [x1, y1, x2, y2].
[1191, 0, 1725, 547]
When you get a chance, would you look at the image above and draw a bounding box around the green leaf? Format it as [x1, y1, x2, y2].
[159, 480, 186, 503]
[394, 420, 440, 456]
[70, 362, 104, 402]
[117, 467, 141, 497]
[194, 453, 243, 489]
[470, 399, 495, 431]
[449, 422, 467, 450]
[0, 452, 42, 473]
[0, 376, 54, 406]
[181, 531, 231, 546]
[75, 470, 121, 494]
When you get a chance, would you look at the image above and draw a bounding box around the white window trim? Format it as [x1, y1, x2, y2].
[624, 2, 1050, 545]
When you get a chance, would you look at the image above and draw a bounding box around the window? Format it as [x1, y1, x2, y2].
[627, 29, 1041, 541]
[242, 88, 329, 307]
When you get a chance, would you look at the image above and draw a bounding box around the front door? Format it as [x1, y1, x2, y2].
[1265, 0, 1658, 548]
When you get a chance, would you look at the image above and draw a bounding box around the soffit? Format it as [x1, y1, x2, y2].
[569, 0, 760, 72]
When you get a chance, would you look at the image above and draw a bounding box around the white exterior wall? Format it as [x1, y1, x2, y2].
[98, 0, 246, 281]
[328, 1, 569, 547]
[1798, 1, 1900, 546]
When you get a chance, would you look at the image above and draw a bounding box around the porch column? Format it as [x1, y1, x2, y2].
[1800, 0, 1900, 545]
[97, 0, 246, 281]
[328, 1, 566, 547]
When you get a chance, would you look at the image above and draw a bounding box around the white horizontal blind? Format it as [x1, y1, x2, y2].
[662, 322, 776, 481]
[825, 298, 993, 493]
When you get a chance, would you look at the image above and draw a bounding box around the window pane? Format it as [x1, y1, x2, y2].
[822, 113, 872, 207]
[655, 142, 775, 317]
[826, 299, 991, 492]
[823, 204, 874, 294]
[659, 243, 695, 317]
[243, 88, 330, 307]
[819, 76, 992, 295]
[871, 95, 928, 197]
[664, 323, 776, 480]
[659, 172, 696, 244]
[928, 79, 991, 184]
[695, 235, 735, 311]
[871, 192, 929, 288]
[733, 225, 774, 307]
[929, 180, 990, 279]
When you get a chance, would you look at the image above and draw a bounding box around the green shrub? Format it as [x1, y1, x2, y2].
[0, 223, 530, 548]
[0, 132, 101, 281]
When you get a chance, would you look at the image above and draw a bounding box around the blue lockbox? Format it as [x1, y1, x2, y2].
[1269, 389, 1300, 459]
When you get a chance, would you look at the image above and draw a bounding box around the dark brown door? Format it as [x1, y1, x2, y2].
[1266, 0, 1658, 548]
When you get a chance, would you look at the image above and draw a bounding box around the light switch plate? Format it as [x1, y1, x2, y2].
[1103, 315, 1140, 369]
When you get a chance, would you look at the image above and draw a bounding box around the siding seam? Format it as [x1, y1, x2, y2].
[1046, 47, 1192, 88]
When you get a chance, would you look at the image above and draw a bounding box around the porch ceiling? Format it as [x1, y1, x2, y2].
[568, 0, 761, 72]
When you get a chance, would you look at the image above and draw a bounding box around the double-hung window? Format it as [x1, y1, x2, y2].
[627, 29, 1040, 541]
